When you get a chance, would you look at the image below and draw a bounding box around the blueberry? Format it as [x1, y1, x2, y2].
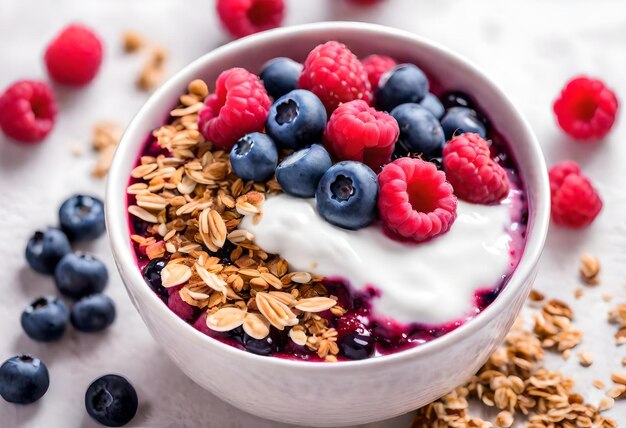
[142, 258, 168, 302]
[260, 57, 303, 100]
[340, 332, 375, 360]
[230, 132, 278, 182]
[59, 194, 106, 242]
[25, 228, 71, 274]
[227, 326, 245, 344]
[316, 161, 379, 230]
[390, 103, 445, 156]
[71, 294, 116, 333]
[243, 329, 287, 356]
[85, 374, 138, 427]
[266, 89, 327, 150]
[376, 64, 429, 112]
[276, 145, 332, 197]
[440, 107, 487, 141]
[0, 355, 49, 404]
[54, 252, 108, 299]
[243, 333, 276, 356]
[419, 93, 445, 119]
[441, 91, 475, 110]
[21, 296, 69, 342]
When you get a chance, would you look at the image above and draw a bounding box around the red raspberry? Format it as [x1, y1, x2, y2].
[167, 286, 196, 322]
[298, 41, 372, 114]
[549, 161, 602, 228]
[442, 133, 510, 204]
[553, 76, 618, 141]
[44, 24, 103, 86]
[198, 67, 271, 151]
[361, 54, 397, 91]
[216, 0, 285, 38]
[378, 158, 457, 242]
[324, 100, 399, 171]
[0, 80, 57, 143]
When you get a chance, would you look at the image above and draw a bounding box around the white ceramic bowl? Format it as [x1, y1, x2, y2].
[106, 22, 549, 427]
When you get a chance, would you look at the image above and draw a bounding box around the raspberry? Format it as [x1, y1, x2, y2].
[0, 81, 57, 143]
[549, 161, 602, 228]
[324, 100, 399, 171]
[361, 54, 397, 91]
[198, 67, 271, 151]
[44, 24, 103, 86]
[167, 286, 196, 322]
[378, 158, 457, 242]
[553, 76, 618, 141]
[216, 0, 285, 38]
[298, 41, 372, 114]
[442, 133, 510, 204]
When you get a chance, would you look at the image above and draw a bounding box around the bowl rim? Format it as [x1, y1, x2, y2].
[106, 21, 550, 371]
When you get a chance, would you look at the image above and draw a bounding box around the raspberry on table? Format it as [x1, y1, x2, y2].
[198, 67, 271, 151]
[549, 161, 602, 228]
[324, 100, 399, 171]
[361, 54, 397, 91]
[298, 41, 372, 114]
[378, 158, 457, 242]
[216, 0, 285, 38]
[0, 80, 57, 143]
[442, 133, 510, 204]
[44, 24, 103, 86]
[553, 76, 618, 141]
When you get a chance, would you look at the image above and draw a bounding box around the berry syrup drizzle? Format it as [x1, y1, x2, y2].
[127, 90, 528, 362]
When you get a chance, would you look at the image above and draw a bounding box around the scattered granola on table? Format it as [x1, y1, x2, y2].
[410, 298, 618, 427]
[92, 122, 122, 178]
[579, 253, 600, 286]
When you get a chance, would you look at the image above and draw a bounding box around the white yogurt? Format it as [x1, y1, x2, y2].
[241, 195, 513, 325]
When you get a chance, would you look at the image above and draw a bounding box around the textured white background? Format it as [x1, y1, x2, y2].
[1, 0, 625, 426]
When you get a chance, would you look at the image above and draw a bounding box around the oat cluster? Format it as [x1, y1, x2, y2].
[121, 30, 167, 91]
[92, 122, 122, 178]
[411, 297, 620, 427]
[127, 80, 343, 360]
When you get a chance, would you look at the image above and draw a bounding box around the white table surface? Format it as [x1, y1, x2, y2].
[1, 0, 625, 426]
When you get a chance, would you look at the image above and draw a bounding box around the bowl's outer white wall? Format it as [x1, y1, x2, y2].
[106, 23, 549, 427]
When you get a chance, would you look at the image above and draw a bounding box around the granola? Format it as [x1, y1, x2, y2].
[127, 80, 343, 360]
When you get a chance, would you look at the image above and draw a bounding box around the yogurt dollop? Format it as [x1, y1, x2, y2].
[241, 194, 514, 325]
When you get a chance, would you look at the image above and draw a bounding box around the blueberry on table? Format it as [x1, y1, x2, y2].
[340, 332, 375, 360]
[419, 93, 445, 120]
[266, 89, 327, 150]
[315, 161, 379, 230]
[21, 296, 69, 342]
[440, 107, 487, 141]
[276, 144, 332, 197]
[54, 252, 108, 299]
[71, 294, 116, 333]
[376, 64, 429, 112]
[229, 132, 278, 182]
[391, 103, 445, 156]
[25, 227, 71, 274]
[260, 57, 303, 100]
[0, 355, 49, 404]
[85, 374, 138, 427]
[59, 194, 106, 242]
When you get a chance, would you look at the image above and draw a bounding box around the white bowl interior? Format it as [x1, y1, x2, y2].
[106, 22, 549, 426]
